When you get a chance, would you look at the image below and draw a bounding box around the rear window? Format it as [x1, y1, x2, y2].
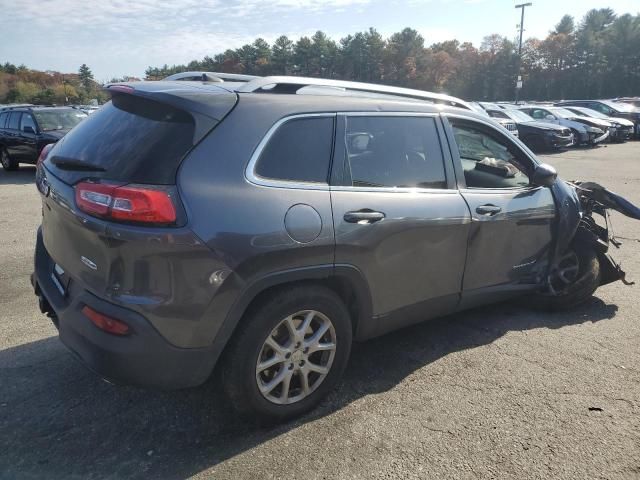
[255, 116, 334, 183]
[47, 94, 195, 184]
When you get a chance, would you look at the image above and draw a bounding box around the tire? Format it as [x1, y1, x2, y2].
[1, 147, 18, 171]
[532, 245, 600, 311]
[220, 285, 352, 423]
[571, 129, 584, 147]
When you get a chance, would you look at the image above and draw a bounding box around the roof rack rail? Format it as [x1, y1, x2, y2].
[163, 71, 259, 83]
[0, 104, 36, 110]
[236, 76, 471, 110]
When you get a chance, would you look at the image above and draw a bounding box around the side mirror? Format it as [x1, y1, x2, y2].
[532, 163, 557, 187]
[545, 114, 556, 121]
[22, 125, 36, 134]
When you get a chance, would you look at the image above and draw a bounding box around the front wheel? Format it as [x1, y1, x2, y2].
[1, 148, 18, 171]
[532, 246, 601, 311]
[221, 285, 352, 423]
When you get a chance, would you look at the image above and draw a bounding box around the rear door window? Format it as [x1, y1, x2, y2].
[343, 115, 447, 189]
[254, 116, 335, 183]
[46, 94, 196, 185]
[0, 112, 8, 128]
[8, 112, 21, 130]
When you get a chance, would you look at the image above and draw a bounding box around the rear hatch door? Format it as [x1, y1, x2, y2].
[39, 84, 237, 296]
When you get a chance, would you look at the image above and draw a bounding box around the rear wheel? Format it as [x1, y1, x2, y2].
[221, 285, 352, 423]
[0, 148, 18, 171]
[532, 245, 600, 311]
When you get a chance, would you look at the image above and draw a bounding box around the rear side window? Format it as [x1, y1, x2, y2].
[8, 112, 21, 130]
[0, 112, 8, 128]
[344, 116, 446, 189]
[47, 94, 195, 184]
[255, 116, 334, 183]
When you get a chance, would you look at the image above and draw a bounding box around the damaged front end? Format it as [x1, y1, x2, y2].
[547, 180, 639, 292]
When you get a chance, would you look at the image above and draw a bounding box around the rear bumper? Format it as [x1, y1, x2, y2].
[33, 228, 217, 389]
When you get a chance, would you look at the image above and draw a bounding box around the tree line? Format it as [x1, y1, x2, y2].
[1, 7, 638, 105]
[146, 8, 640, 101]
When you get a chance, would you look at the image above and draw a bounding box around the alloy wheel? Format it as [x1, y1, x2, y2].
[255, 310, 337, 405]
[547, 250, 580, 295]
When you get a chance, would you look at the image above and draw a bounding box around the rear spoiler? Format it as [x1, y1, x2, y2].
[104, 82, 238, 143]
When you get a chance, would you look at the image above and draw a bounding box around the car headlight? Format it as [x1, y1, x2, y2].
[613, 123, 622, 128]
[587, 127, 603, 133]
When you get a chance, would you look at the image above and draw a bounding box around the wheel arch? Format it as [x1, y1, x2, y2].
[210, 264, 373, 369]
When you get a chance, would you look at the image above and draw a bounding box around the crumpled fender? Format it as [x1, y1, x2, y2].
[577, 182, 640, 220]
[549, 180, 582, 257]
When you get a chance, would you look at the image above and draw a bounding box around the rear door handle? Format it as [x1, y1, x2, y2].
[344, 210, 385, 224]
[476, 204, 502, 215]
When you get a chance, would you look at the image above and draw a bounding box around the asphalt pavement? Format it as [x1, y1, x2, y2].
[1, 143, 639, 479]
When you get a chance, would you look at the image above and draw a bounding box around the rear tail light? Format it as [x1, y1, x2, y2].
[82, 305, 130, 335]
[75, 182, 177, 225]
[37, 143, 54, 167]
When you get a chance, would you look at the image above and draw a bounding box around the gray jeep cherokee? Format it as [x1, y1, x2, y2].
[32, 75, 638, 421]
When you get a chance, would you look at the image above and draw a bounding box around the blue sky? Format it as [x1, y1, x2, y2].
[0, 0, 638, 81]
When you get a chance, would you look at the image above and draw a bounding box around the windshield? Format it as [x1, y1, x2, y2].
[549, 107, 576, 118]
[603, 100, 635, 112]
[572, 107, 608, 119]
[505, 109, 534, 122]
[468, 103, 490, 117]
[34, 109, 86, 131]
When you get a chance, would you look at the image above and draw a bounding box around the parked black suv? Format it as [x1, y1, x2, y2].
[0, 105, 86, 171]
[32, 76, 637, 421]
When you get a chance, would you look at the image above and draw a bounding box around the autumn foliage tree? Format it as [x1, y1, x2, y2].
[143, 8, 639, 101]
[2, 7, 639, 105]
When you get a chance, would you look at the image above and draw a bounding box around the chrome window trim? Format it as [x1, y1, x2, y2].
[246, 111, 453, 193]
[331, 186, 459, 194]
[338, 111, 440, 117]
[245, 113, 336, 191]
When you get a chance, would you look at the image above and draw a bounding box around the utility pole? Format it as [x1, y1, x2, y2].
[62, 73, 69, 106]
[514, 2, 532, 104]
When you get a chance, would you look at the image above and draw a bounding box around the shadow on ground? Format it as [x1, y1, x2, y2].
[0, 297, 618, 479]
[0, 166, 36, 186]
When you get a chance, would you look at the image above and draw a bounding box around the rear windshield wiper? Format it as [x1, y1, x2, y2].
[51, 158, 106, 172]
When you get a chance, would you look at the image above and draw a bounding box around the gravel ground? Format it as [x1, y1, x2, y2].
[1, 143, 639, 480]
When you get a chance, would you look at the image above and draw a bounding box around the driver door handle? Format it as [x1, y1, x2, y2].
[476, 204, 502, 215]
[344, 210, 385, 224]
